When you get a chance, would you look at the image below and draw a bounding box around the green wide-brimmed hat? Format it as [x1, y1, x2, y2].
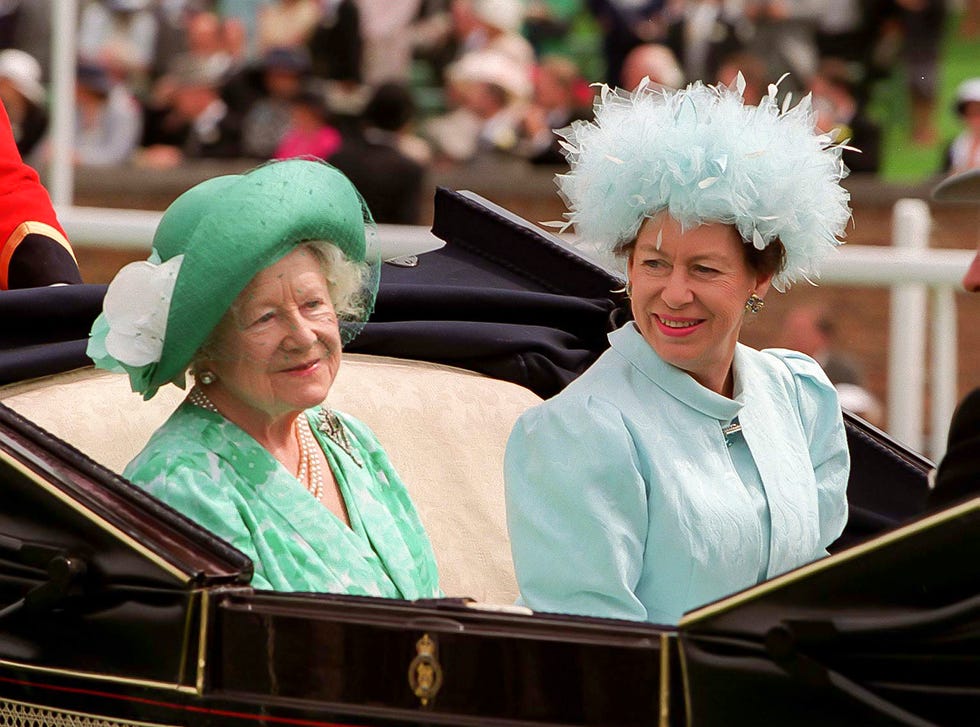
[88, 159, 377, 399]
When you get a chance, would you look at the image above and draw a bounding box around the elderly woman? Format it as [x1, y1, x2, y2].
[88, 159, 440, 598]
[505, 77, 851, 625]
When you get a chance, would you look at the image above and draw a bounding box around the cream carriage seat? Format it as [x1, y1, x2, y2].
[0, 353, 542, 604]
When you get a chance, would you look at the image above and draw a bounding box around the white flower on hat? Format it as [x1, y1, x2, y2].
[103, 252, 184, 367]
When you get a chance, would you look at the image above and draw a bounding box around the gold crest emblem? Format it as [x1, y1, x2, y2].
[407, 633, 443, 706]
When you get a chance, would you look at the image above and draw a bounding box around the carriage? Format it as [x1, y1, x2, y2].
[0, 189, 975, 726]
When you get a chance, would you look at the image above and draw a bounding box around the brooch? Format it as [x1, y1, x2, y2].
[722, 420, 742, 448]
[317, 410, 363, 467]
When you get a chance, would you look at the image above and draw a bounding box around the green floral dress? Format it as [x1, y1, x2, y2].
[124, 402, 440, 598]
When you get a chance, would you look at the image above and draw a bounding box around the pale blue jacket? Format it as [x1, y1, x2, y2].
[505, 323, 849, 625]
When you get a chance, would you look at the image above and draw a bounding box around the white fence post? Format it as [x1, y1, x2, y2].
[930, 286, 958, 459]
[887, 199, 931, 452]
[47, 0, 78, 207]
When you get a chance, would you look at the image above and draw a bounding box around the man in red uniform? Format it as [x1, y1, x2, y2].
[0, 100, 81, 289]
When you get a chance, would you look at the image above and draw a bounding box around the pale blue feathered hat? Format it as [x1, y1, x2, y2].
[554, 74, 853, 290]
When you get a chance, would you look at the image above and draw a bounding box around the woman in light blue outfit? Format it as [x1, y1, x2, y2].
[505, 76, 852, 625]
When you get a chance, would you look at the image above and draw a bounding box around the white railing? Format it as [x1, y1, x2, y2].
[55, 206, 447, 261]
[817, 201, 968, 460]
[57, 202, 970, 461]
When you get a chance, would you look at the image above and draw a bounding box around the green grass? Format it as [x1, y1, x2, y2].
[874, 10, 980, 182]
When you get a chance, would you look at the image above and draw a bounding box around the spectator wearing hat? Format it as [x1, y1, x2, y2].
[72, 61, 142, 167]
[0, 100, 81, 290]
[423, 49, 533, 163]
[328, 82, 427, 224]
[943, 78, 980, 175]
[0, 48, 47, 160]
[273, 85, 341, 161]
[224, 45, 313, 159]
[138, 57, 242, 168]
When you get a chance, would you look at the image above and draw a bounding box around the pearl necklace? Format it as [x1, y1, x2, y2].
[187, 387, 324, 501]
[294, 415, 323, 501]
[188, 386, 219, 414]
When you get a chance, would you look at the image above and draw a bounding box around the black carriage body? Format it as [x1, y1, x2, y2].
[1, 189, 976, 726]
[1, 398, 976, 726]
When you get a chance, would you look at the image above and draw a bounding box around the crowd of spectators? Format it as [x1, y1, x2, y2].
[0, 0, 972, 223]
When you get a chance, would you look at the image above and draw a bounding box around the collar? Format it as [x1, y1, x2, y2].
[608, 322, 742, 422]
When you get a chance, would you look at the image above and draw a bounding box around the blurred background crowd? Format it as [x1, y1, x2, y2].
[0, 0, 978, 226]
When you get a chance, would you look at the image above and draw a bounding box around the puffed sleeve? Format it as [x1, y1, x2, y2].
[504, 395, 649, 621]
[125, 447, 274, 590]
[0, 100, 81, 290]
[769, 349, 850, 549]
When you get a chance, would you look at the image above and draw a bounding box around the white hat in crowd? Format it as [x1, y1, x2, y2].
[471, 0, 525, 33]
[0, 49, 45, 106]
[447, 49, 532, 101]
[955, 77, 980, 115]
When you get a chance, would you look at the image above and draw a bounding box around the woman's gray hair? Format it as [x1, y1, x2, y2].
[301, 240, 371, 320]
